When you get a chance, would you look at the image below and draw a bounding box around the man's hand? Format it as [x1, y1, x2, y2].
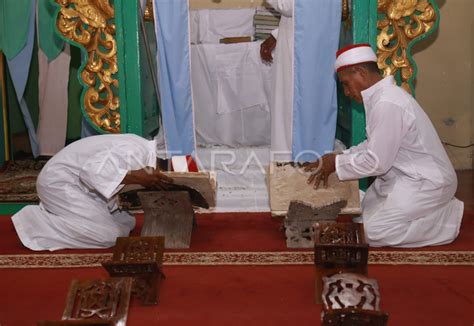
[304, 153, 337, 189]
[260, 35, 277, 63]
[122, 168, 174, 190]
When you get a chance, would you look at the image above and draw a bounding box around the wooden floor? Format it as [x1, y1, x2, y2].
[456, 170, 473, 211]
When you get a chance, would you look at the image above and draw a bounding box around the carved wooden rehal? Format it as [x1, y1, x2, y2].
[102, 236, 165, 305]
[138, 191, 194, 249]
[313, 222, 369, 304]
[321, 273, 389, 325]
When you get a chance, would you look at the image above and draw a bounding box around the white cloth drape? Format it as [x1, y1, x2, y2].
[266, 0, 294, 162]
[191, 42, 272, 147]
[336, 76, 464, 247]
[37, 45, 71, 156]
[190, 9, 255, 44]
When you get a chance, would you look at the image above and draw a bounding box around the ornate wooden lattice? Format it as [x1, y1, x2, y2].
[377, 0, 439, 94]
[58, 278, 132, 326]
[314, 222, 368, 268]
[321, 273, 389, 326]
[55, 0, 120, 133]
[313, 222, 369, 304]
[102, 236, 165, 305]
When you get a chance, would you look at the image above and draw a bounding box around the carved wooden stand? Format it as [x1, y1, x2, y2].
[313, 222, 368, 304]
[38, 277, 133, 326]
[138, 191, 194, 248]
[102, 236, 165, 305]
[321, 273, 389, 325]
[285, 200, 346, 248]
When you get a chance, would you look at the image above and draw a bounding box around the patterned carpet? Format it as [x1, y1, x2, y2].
[0, 160, 46, 202]
[1, 250, 472, 268]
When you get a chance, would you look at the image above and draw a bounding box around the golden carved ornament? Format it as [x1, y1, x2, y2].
[377, 0, 437, 92]
[144, 0, 154, 21]
[55, 0, 120, 133]
[341, 0, 350, 22]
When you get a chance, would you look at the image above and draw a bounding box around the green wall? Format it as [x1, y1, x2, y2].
[0, 55, 6, 165]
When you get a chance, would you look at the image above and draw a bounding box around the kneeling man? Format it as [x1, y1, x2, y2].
[305, 44, 464, 248]
[12, 134, 172, 251]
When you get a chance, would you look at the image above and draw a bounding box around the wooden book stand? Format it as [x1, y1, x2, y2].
[38, 277, 132, 326]
[321, 273, 388, 325]
[138, 191, 194, 248]
[313, 222, 369, 303]
[102, 236, 165, 305]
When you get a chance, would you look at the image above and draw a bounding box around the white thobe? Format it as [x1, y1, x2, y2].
[12, 134, 157, 251]
[336, 76, 464, 247]
[267, 0, 294, 161]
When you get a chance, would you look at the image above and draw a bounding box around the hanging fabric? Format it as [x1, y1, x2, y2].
[38, 0, 64, 62]
[267, 0, 294, 162]
[37, 1, 70, 156]
[153, 0, 195, 157]
[37, 44, 70, 156]
[191, 41, 271, 147]
[292, 0, 341, 162]
[0, 0, 32, 60]
[6, 0, 39, 157]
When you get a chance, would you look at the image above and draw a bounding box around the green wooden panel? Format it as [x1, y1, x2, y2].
[0, 53, 7, 166]
[115, 0, 159, 137]
[336, 0, 378, 191]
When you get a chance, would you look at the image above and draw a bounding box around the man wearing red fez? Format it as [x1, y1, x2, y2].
[305, 44, 464, 248]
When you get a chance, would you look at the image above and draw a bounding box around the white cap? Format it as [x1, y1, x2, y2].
[335, 44, 377, 72]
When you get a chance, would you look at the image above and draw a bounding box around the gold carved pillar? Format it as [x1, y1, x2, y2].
[55, 0, 120, 133]
[377, 0, 439, 93]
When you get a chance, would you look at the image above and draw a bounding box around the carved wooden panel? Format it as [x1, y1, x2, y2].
[322, 273, 381, 311]
[314, 222, 368, 268]
[139, 191, 194, 248]
[61, 278, 132, 326]
[321, 273, 389, 326]
[102, 237, 164, 305]
[284, 200, 346, 248]
[322, 308, 389, 326]
[313, 222, 369, 304]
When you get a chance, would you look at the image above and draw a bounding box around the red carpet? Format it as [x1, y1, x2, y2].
[0, 265, 472, 325]
[0, 212, 472, 325]
[1, 211, 473, 254]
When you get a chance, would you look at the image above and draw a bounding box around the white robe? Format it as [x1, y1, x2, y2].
[336, 76, 464, 247]
[12, 134, 157, 251]
[267, 0, 294, 161]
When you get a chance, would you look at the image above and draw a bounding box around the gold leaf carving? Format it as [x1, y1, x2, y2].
[56, 0, 120, 133]
[377, 0, 437, 92]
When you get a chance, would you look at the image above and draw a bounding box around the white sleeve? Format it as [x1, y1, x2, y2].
[78, 148, 132, 200]
[336, 102, 412, 181]
[266, 0, 293, 17]
[343, 140, 368, 154]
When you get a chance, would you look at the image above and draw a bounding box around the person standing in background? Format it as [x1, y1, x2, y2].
[260, 0, 294, 161]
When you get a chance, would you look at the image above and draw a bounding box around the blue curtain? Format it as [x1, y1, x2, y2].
[292, 0, 341, 162]
[6, 0, 39, 157]
[153, 0, 195, 157]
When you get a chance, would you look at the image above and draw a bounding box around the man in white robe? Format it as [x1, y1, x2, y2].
[260, 0, 294, 161]
[12, 134, 172, 251]
[305, 44, 464, 248]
